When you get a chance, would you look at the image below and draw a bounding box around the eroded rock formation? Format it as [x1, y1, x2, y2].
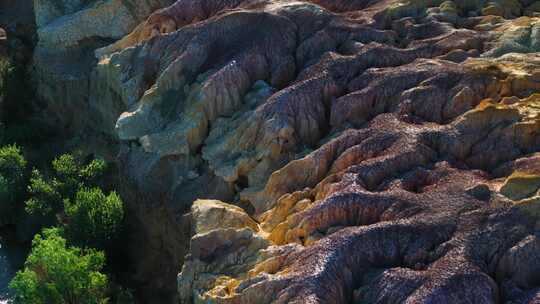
[32, 0, 175, 136]
[26, 0, 540, 302]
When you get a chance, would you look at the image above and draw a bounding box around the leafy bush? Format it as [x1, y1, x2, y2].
[0, 145, 27, 225]
[80, 158, 108, 184]
[53, 154, 108, 198]
[24, 154, 113, 243]
[25, 169, 63, 217]
[0, 144, 27, 191]
[9, 228, 109, 304]
[25, 154, 108, 218]
[51, 154, 81, 199]
[65, 188, 124, 249]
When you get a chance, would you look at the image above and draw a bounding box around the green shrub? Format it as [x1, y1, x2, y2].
[0, 145, 27, 225]
[65, 188, 124, 249]
[0, 144, 27, 190]
[53, 154, 108, 196]
[22, 153, 122, 248]
[80, 158, 108, 184]
[25, 154, 108, 219]
[52, 154, 81, 199]
[25, 169, 63, 218]
[9, 228, 109, 304]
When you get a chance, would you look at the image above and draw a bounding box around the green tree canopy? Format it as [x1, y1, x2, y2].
[52, 154, 108, 198]
[65, 188, 124, 249]
[0, 144, 27, 194]
[9, 228, 109, 304]
[25, 169, 63, 217]
[25, 154, 108, 218]
[0, 145, 27, 225]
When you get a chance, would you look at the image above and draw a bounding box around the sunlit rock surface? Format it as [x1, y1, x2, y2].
[27, 0, 540, 302]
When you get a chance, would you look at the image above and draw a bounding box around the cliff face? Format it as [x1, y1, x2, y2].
[28, 0, 540, 303]
[32, 0, 175, 137]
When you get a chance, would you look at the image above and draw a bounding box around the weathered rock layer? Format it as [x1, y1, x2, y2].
[28, 0, 540, 302]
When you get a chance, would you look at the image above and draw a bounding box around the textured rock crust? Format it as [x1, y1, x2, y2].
[29, 0, 540, 302]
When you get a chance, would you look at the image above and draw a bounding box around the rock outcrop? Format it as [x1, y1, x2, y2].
[32, 0, 175, 136]
[20, 0, 540, 302]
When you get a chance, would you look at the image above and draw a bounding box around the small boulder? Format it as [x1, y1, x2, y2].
[191, 199, 259, 235]
[500, 172, 540, 201]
